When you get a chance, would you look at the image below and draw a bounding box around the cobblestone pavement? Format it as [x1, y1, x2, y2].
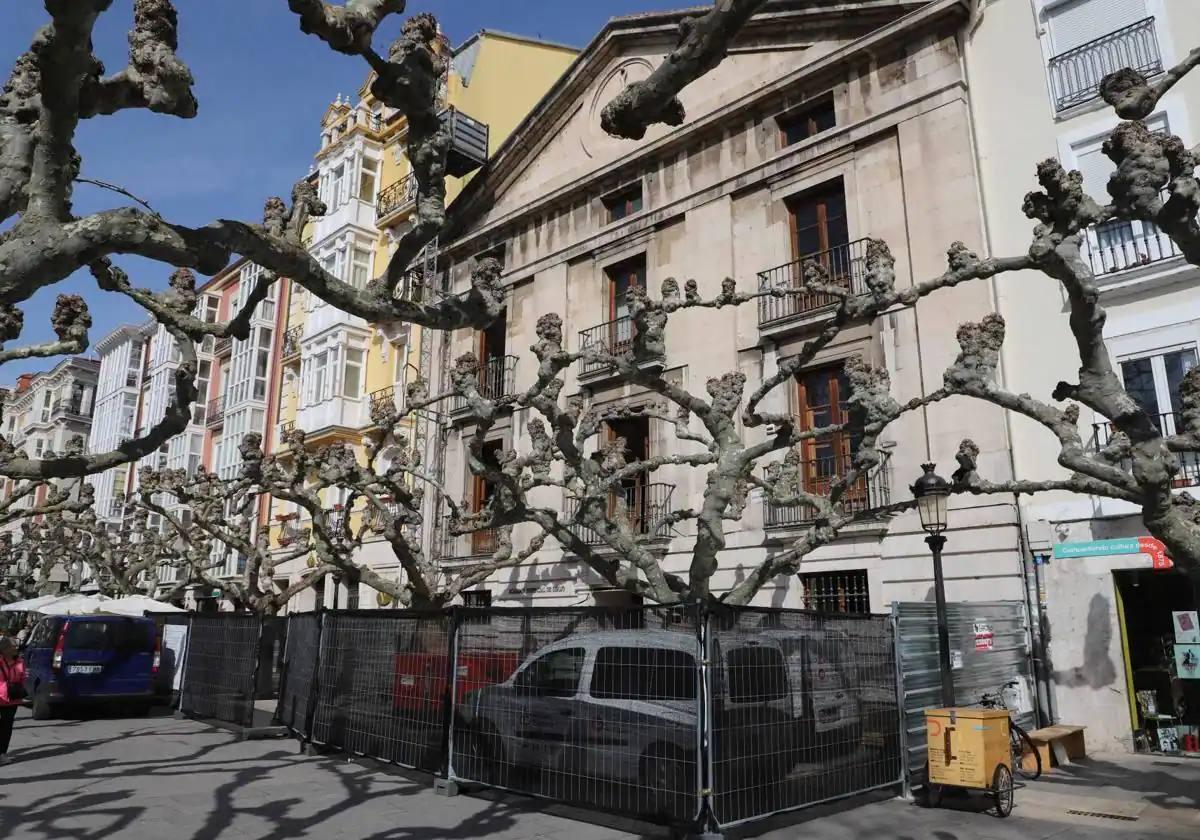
[0, 710, 1196, 839]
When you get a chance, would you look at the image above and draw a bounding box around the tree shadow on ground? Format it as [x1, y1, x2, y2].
[0, 715, 663, 840]
[1028, 757, 1200, 812]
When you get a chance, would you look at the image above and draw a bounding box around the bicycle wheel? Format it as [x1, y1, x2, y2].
[992, 763, 1014, 817]
[1010, 722, 1041, 780]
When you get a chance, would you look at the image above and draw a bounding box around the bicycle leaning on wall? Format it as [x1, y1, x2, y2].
[978, 680, 1042, 780]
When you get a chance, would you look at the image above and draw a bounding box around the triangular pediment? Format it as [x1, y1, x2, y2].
[450, 1, 929, 234]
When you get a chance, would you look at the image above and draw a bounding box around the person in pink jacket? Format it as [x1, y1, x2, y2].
[0, 635, 26, 765]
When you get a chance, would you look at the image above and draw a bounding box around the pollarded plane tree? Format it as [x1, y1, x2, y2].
[136, 449, 341, 614]
[136, 396, 548, 609]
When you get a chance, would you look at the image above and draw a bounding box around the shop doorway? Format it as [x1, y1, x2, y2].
[1113, 569, 1199, 753]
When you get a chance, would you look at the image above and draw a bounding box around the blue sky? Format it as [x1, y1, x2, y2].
[1, 0, 684, 382]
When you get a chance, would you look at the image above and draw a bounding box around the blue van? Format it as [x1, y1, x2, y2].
[22, 615, 159, 719]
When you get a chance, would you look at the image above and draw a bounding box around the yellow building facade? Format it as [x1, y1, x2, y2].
[270, 30, 577, 610]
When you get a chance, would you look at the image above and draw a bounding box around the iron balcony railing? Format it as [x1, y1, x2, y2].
[434, 523, 498, 560]
[758, 237, 870, 328]
[50, 399, 89, 419]
[578, 315, 666, 376]
[450, 355, 518, 415]
[564, 482, 676, 546]
[365, 499, 402, 532]
[1082, 212, 1182, 277]
[1094, 411, 1200, 486]
[764, 451, 891, 528]
[206, 395, 224, 428]
[278, 420, 295, 447]
[369, 386, 396, 420]
[214, 336, 233, 356]
[395, 267, 435, 303]
[376, 173, 417, 221]
[282, 326, 302, 360]
[1048, 18, 1163, 113]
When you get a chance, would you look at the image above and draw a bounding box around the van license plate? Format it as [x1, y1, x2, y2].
[67, 665, 102, 674]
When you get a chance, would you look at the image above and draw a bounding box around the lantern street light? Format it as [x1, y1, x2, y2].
[911, 462, 955, 707]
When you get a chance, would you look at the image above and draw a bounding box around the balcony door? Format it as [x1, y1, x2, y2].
[604, 417, 650, 533]
[475, 310, 507, 400]
[470, 439, 504, 555]
[606, 256, 646, 353]
[795, 364, 863, 501]
[787, 181, 851, 309]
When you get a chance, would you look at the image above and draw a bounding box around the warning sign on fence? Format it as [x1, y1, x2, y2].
[973, 622, 994, 652]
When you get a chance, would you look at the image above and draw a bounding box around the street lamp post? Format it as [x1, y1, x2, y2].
[911, 463, 956, 708]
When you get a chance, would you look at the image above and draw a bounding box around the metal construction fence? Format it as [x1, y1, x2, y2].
[175, 602, 1037, 833]
[179, 614, 262, 728]
[893, 601, 1036, 782]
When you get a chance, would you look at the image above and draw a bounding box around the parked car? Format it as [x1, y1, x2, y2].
[22, 615, 159, 719]
[394, 649, 520, 718]
[455, 629, 800, 820]
[759, 627, 863, 749]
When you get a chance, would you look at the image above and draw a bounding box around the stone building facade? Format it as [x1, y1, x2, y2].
[431, 0, 1026, 610]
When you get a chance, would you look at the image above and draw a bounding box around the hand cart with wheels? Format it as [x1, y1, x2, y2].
[925, 708, 1015, 817]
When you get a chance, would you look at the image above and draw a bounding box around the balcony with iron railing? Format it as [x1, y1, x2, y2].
[376, 172, 417, 222]
[577, 315, 667, 378]
[763, 451, 891, 529]
[1048, 18, 1163, 113]
[434, 524, 499, 560]
[50, 398, 90, 420]
[282, 326, 302, 361]
[369, 386, 397, 422]
[277, 420, 295, 450]
[450, 355, 518, 416]
[758, 238, 870, 329]
[214, 336, 233, 356]
[1082, 204, 1184, 278]
[1093, 411, 1200, 486]
[395, 267, 438, 303]
[206, 395, 224, 428]
[564, 482, 676, 546]
[365, 498, 403, 533]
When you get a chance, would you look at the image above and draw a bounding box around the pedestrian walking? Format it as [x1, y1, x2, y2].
[0, 635, 27, 765]
[15, 616, 35, 646]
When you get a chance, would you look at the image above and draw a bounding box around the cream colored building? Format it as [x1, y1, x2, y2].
[968, 0, 1200, 752]
[269, 29, 579, 611]
[431, 0, 1027, 612]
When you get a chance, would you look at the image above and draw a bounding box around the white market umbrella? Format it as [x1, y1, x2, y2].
[0, 593, 66, 613]
[33, 593, 111, 615]
[100, 595, 185, 616]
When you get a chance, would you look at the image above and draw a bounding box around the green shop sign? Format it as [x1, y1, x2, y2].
[1052, 537, 1172, 569]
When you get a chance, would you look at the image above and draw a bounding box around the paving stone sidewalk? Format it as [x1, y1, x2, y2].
[0, 709, 1196, 839]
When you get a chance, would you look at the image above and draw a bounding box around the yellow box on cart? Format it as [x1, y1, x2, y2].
[926, 708, 1011, 789]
